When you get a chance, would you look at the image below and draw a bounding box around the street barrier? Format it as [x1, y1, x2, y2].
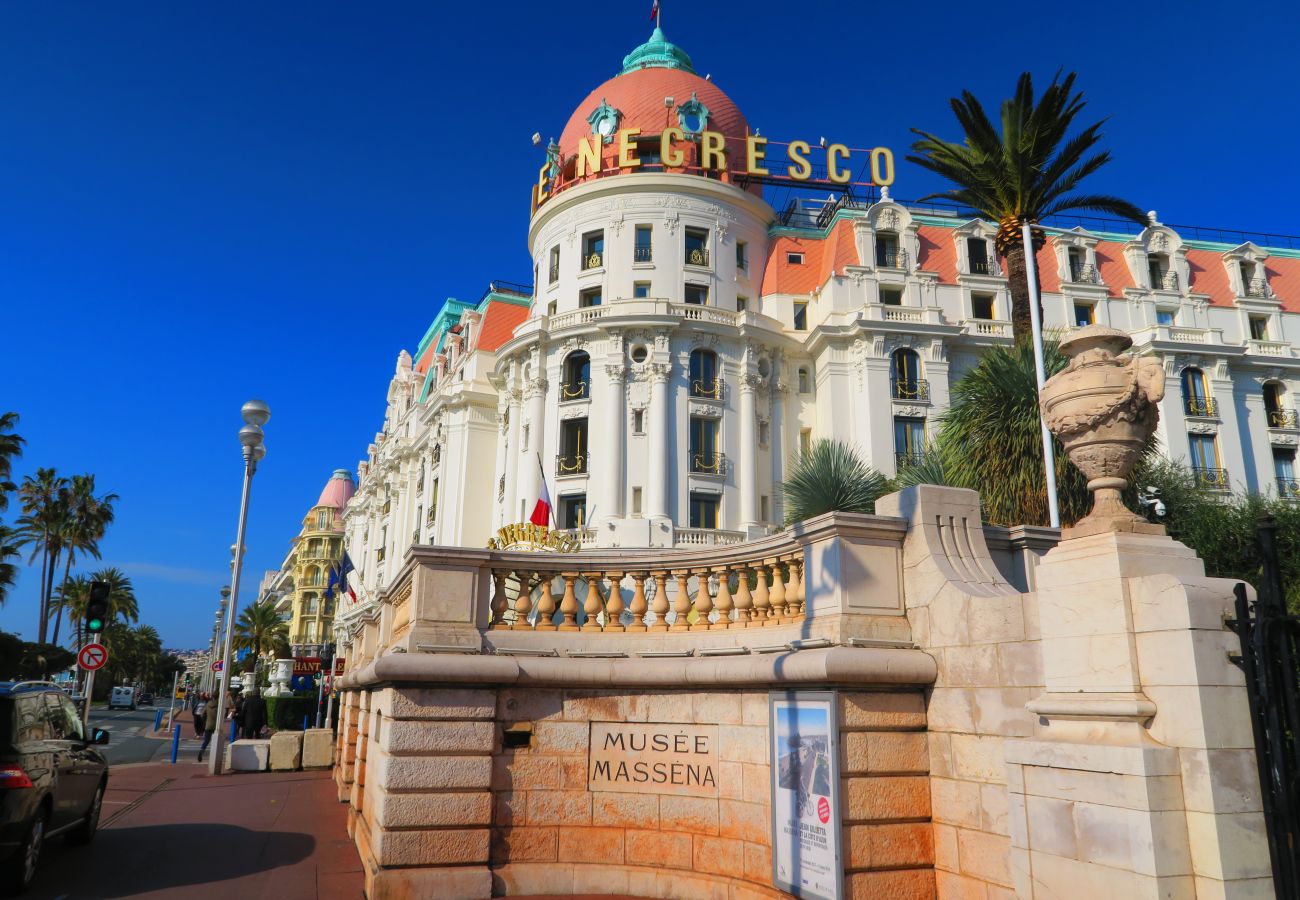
[154, 709, 164, 731]
[170, 725, 180, 764]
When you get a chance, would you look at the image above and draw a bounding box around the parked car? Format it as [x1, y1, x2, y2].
[137, 693, 153, 707]
[0, 681, 110, 894]
[107, 687, 136, 711]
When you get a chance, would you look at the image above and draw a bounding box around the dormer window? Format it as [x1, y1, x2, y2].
[675, 92, 710, 135]
[1148, 253, 1173, 290]
[966, 238, 993, 275]
[587, 99, 622, 144]
[876, 233, 901, 268]
[1242, 260, 1268, 297]
[787, 252, 804, 265]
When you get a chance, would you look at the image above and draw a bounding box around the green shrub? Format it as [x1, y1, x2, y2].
[266, 693, 316, 731]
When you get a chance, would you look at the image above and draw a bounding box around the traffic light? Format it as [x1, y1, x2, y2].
[86, 581, 111, 635]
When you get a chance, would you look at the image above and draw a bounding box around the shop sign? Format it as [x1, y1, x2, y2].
[769, 692, 842, 900]
[588, 722, 719, 798]
[293, 656, 322, 676]
[486, 523, 581, 553]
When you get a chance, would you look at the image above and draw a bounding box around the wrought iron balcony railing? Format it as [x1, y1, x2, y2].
[1268, 409, 1298, 429]
[556, 452, 588, 476]
[690, 377, 722, 399]
[690, 451, 725, 475]
[969, 258, 1001, 276]
[1069, 262, 1099, 284]
[1246, 279, 1270, 298]
[895, 452, 926, 469]
[891, 378, 930, 401]
[1192, 467, 1230, 490]
[878, 249, 907, 269]
[686, 247, 710, 267]
[633, 246, 653, 262]
[1184, 397, 1218, 417]
[1278, 477, 1300, 500]
[560, 379, 590, 401]
[582, 251, 603, 270]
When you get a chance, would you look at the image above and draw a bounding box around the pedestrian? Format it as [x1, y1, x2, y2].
[241, 689, 267, 739]
[192, 692, 206, 738]
[196, 693, 218, 762]
[232, 692, 246, 737]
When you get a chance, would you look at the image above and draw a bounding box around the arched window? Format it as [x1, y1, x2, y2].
[1181, 368, 1214, 417]
[689, 349, 720, 399]
[891, 349, 926, 400]
[562, 351, 590, 400]
[798, 367, 811, 394]
[304, 565, 320, 587]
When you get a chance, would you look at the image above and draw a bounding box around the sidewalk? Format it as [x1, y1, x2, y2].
[27, 761, 364, 899]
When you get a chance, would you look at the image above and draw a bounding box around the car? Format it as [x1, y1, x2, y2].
[107, 687, 136, 711]
[0, 681, 110, 894]
[137, 693, 153, 707]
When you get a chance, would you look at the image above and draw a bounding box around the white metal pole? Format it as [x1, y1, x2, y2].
[167, 671, 179, 730]
[81, 667, 96, 731]
[1022, 221, 1061, 529]
[209, 456, 256, 775]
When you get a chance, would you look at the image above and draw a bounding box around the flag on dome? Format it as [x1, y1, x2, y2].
[649, 0, 659, 22]
[530, 454, 554, 527]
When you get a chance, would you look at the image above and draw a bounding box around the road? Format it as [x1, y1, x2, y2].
[89, 703, 207, 765]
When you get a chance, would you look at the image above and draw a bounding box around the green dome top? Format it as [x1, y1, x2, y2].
[620, 27, 695, 74]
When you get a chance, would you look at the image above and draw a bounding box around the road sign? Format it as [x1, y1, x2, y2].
[77, 643, 108, 671]
[211, 659, 223, 672]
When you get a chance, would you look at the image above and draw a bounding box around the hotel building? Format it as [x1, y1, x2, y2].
[339, 27, 1300, 611]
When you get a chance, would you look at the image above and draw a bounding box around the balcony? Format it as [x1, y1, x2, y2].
[582, 251, 603, 270]
[1184, 397, 1218, 418]
[1247, 340, 1291, 357]
[690, 451, 725, 475]
[1245, 278, 1270, 298]
[685, 247, 710, 267]
[969, 258, 1002, 276]
[1191, 467, 1230, 490]
[895, 452, 926, 469]
[1269, 409, 1299, 430]
[690, 377, 723, 400]
[1069, 262, 1099, 284]
[556, 452, 588, 476]
[1278, 477, 1300, 500]
[633, 246, 653, 263]
[1154, 271, 1179, 291]
[559, 379, 590, 401]
[891, 379, 930, 401]
[878, 249, 907, 269]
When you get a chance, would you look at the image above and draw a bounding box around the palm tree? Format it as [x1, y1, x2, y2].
[0, 412, 24, 511]
[233, 598, 290, 682]
[15, 468, 70, 643]
[0, 526, 19, 607]
[50, 475, 118, 645]
[782, 439, 888, 525]
[908, 71, 1147, 342]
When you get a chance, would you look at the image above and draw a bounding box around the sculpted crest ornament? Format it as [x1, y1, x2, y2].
[1040, 325, 1167, 538]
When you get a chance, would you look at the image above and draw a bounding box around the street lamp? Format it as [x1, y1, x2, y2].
[209, 399, 269, 775]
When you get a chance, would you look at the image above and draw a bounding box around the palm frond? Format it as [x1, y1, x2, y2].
[782, 439, 888, 525]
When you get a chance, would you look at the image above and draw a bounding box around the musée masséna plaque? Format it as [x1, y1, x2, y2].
[588, 723, 720, 798]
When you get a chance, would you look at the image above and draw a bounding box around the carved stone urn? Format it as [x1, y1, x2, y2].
[1040, 325, 1167, 538]
[264, 658, 294, 697]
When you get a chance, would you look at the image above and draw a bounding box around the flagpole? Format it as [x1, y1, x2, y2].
[1023, 221, 1061, 529]
[536, 452, 557, 528]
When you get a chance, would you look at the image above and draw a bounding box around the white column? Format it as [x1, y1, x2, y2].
[518, 376, 548, 522]
[493, 409, 509, 531]
[602, 364, 628, 521]
[646, 362, 672, 520]
[738, 374, 759, 529]
[770, 381, 786, 526]
[503, 388, 522, 525]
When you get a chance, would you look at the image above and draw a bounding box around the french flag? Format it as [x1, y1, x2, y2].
[530, 453, 554, 527]
[649, 0, 659, 22]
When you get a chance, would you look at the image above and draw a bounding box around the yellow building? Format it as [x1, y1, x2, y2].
[264, 469, 355, 656]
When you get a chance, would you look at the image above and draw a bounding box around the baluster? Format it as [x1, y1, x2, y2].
[671, 571, 692, 631]
[691, 569, 713, 631]
[712, 566, 733, 629]
[649, 572, 670, 631]
[489, 569, 509, 628]
[558, 573, 580, 631]
[769, 559, 787, 621]
[734, 565, 754, 626]
[534, 571, 557, 630]
[511, 569, 534, 630]
[790, 554, 805, 618]
[627, 572, 648, 632]
[753, 564, 771, 624]
[581, 573, 605, 632]
[605, 572, 626, 631]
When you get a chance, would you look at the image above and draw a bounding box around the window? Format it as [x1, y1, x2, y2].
[633, 409, 645, 434]
[891, 349, 926, 400]
[1188, 433, 1222, 486]
[798, 367, 810, 394]
[582, 231, 604, 269]
[689, 416, 720, 473]
[689, 492, 719, 529]
[1068, 247, 1087, 282]
[1148, 254, 1170, 290]
[561, 494, 587, 529]
[1265, 383, 1292, 428]
[760, 495, 769, 522]
[799, 428, 812, 456]
[894, 417, 926, 467]
[429, 480, 439, 522]
[736, 241, 748, 272]
[1181, 368, 1214, 417]
[547, 300, 558, 317]
[559, 418, 588, 474]
[15, 696, 50, 743]
[880, 286, 903, 306]
[736, 295, 748, 313]
[1073, 303, 1095, 327]
[690, 349, 719, 398]
[549, 246, 560, 284]
[562, 351, 590, 400]
[633, 281, 651, 298]
[630, 345, 647, 363]
[634, 225, 653, 262]
[580, 287, 602, 308]
[971, 294, 995, 319]
[632, 487, 643, 516]
[637, 139, 662, 168]
[1249, 316, 1269, 340]
[685, 228, 710, 266]
[684, 284, 708, 306]
[1275, 449, 1298, 498]
[793, 301, 808, 331]
[316, 509, 331, 529]
[966, 238, 992, 275]
[1242, 260, 1265, 296]
[1157, 309, 1176, 326]
[786, 252, 805, 265]
[876, 233, 900, 268]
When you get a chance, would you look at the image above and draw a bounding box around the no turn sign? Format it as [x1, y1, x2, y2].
[211, 659, 223, 672]
[78, 643, 108, 671]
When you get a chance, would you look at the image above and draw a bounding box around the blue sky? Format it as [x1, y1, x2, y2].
[2, 0, 1298, 649]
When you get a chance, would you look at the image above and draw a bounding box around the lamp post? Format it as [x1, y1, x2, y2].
[207, 587, 230, 692]
[209, 399, 270, 775]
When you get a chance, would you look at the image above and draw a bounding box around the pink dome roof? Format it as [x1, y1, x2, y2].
[317, 469, 356, 509]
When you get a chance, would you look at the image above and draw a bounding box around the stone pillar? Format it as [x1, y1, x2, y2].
[738, 373, 759, 530]
[517, 376, 548, 523]
[493, 407, 509, 531]
[770, 379, 785, 526]
[646, 362, 672, 522]
[503, 387, 522, 526]
[601, 364, 627, 522]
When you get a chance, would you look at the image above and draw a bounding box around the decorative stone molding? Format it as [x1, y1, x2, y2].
[1186, 422, 1217, 435]
[524, 377, 549, 400]
[604, 364, 629, 382]
[649, 362, 673, 384]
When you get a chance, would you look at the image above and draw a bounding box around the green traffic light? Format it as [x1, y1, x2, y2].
[87, 617, 104, 632]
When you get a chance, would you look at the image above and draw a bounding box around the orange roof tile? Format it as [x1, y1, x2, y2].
[1266, 257, 1300, 313]
[762, 235, 825, 295]
[916, 225, 957, 281]
[1093, 243, 1133, 297]
[477, 299, 530, 352]
[1185, 248, 1233, 307]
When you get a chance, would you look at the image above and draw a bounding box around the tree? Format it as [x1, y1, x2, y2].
[783, 439, 888, 525]
[908, 71, 1147, 341]
[0, 527, 18, 608]
[50, 475, 118, 645]
[233, 598, 290, 663]
[15, 468, 69, 643]
[0, 412, 23, 511]
[0, 630, 75, 681]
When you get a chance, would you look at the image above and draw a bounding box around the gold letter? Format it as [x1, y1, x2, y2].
[870, 147, 895, 186]
[534, 160, 550, 207]
[700, 131, 727, 171]
[661, 127, 685, 167]
[787, 140, 812, 180]
[617, 128, 642, 168]
[746, 135, 769, 176]
[826, 143, 851, 184]
[576, 135, 601, 177]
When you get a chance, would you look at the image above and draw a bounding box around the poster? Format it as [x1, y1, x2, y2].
[769, 691, 842, 900]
